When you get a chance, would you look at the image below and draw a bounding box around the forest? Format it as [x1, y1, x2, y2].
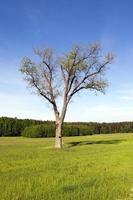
[1, 117, 133, 137]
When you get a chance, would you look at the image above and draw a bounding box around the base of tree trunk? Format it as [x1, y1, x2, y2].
[55, 121, 63, 148]
[55, 136, 62, 148]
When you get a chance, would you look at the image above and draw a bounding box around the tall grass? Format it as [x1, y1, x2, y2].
[0, 134, 133, 200]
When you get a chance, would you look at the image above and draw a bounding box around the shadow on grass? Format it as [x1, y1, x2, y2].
[68, 139, 125, 147]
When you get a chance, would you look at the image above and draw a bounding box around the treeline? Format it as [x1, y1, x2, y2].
[0, 117, 44, 136]
[1, 117, 133, 137]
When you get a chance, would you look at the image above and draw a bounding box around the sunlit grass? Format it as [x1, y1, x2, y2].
[0, 133, 133, 200]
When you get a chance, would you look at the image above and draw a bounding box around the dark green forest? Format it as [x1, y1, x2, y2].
[0, 117, 133, 137]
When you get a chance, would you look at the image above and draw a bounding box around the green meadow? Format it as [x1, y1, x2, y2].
[0, 133, 133, 200]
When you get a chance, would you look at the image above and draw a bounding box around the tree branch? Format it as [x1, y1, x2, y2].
[69, 59, 111, 97]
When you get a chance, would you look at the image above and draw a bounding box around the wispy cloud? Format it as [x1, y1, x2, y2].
[117, 85, 133, 101]
[120, 96, 133, 101]
[79, 104, 133, 122]
[0, 92, 55, 120]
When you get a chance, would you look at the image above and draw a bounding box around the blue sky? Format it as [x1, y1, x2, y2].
[0, 0, 133, 122]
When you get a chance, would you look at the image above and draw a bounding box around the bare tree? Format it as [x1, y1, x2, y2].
[20, 43, 114, 148]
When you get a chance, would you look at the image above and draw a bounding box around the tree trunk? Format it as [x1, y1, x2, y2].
[54, 99, 68, 149]
[55, 120, 63, 149]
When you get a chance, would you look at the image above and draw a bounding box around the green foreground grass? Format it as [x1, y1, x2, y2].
[0, 134, 133, 200]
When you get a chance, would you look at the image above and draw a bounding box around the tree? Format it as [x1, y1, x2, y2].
[20, 43, 114, 148]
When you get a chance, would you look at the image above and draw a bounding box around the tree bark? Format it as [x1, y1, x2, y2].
[55, 120, 63, 149]
[54, 95, 69, 149]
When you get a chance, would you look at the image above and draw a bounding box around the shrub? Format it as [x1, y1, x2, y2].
[22, 123, 95, 138]
[22, 124, 55, 138]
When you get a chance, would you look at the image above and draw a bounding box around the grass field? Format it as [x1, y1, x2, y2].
[0, 134, 133, 200]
